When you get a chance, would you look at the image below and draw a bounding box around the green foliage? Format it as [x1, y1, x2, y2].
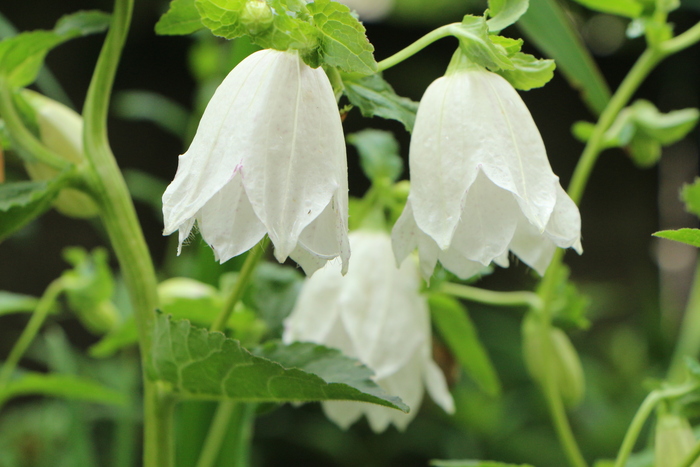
[0, 291, 40, 316]
[150, 313, 409, 410]
[569, 0, 644, 18]
[245, 262, 303, 337]
[347, 129, 404, 185]
[0, 175, 69, 242]
[429, 294, 501, 397]
[61, 247, 119, 334]
[495, 52, 555, 90]
[0, 11, 110, 88]
[486, 0, 530, 32]
[518, 0, 611, 115]
[653, 229, 700, 249]
[431, 461, 534, 467]
[0, 373, 126, 407]
[681, 178, 700, 219]
[155, 0, 203, 35]
[547, 265, 590, 330]
[342, 74, 419, 132]
[306, 0, 377, 74]
[454, 16, 513, 71]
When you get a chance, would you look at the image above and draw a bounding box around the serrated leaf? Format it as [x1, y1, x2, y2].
[347, 129, 404, 184]
[487, 0, 530, 32]
[453, 16, 513, 71]
[0, 11, 110, 88]
[342, 74, 418, 132]
[156, 0, 203, 35]
[0, 175, 69, 242]
[653, 229, 700, 248]
[518, 0, 611, 115]
[681, 178, 700, 219]
[569, 0, 644, 18]
[429, 294, 501, 397]
[306, 0, 376, 74]
[0, 291, 39, 316]
[195, 0, 319, 59]
[431, 461, 534, 467]
[0, 373, 126, 407]
[150, 313, 409, 410]
[493, 52, 555, 90]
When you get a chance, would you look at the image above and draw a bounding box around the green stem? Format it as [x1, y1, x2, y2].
[678, 438, 700, 467]
[0, 278, 63, 388]
[210, 237, 269, 333]
[668, 261, 700, 382]
[440, 282, 542, 309]
[0, 82, 70, 170]
[613, 383, 699, 467]
[80, 0, 169, 465]
[377, 24, 456, 73]
[196, 401, 238, 467]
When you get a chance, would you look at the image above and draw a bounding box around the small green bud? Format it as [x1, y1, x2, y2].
[523, 315, 586, 407]
[655, 412, 700, 467]
[240, 0, 274, 36]
[21, 90, 99, 218]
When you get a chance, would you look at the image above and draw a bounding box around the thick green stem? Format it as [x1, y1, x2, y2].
[0, 82, 70, 170]
[613, 384, 699, 467]
[210, 238, 269, 333]
[668, 261, 700, 382]
[0, 279, 63, 388]
[81, 0, 170, 465]
[441, 282, 542, 309]
[678, 438, 700, 467]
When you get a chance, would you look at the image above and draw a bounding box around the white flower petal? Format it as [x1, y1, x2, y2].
[321, 401, 364, 430]
[391, 200, 420, 266]
[196, 175, 266, 263]
[448, 170, 519, 265]
[162, 50, 271, 234]
[509, 218, 557, 275]
[544, 184, 583, 253]
[437, 250, 486, 280]
[240, 51, 347, 262]
[423, 359, 455, 414]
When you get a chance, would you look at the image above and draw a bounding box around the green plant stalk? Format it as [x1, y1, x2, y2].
[613, 383, 699, 467]
[0, 82, 70, 170]
[441, 282, 542, 309]
[210, 237, 269, 333]
[196, 401, 238, 467]
[80, 0, 169, 465]
[376, 24, 456, 73]
[0, 278, 63, 389]
[678, 438, 700, 467]
[668, 261, 700, 382]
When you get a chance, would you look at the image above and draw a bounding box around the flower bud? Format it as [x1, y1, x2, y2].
[655, 412, 700, 467]
[21, 90, 99, 218]
[240, 0, 274, 35]
[522, 316, 585, 407]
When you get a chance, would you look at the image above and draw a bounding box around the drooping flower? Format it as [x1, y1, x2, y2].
[283, 230, 454, 432]
[162, 49, 349, 275]
[392, 62, 582, 280]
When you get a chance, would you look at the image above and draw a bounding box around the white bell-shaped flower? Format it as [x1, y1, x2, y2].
[283, 230, 454, 432]
[392, 64, 582, 280]
[162, 49, 349, 275]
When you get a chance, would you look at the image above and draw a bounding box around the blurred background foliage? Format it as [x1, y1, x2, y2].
[1, 0, 700, 466]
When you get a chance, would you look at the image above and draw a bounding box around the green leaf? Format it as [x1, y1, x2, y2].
[653, 229, 700, 248]
[342, 74, 419, 132]
[150, 313, 409, 410]
[306, 0, 376, 74]
[493, 52, 555, 90]
[195, 0, 319, 60]
[431, 461, 534, 467]
[548, 265, 590, 330]
[88, 319, 138, 358]
[629, 100, 699, 145]
[0, 175, 68, 242]
[156, 0, 203, 35]
[0, 291, 39, 316]
[347, 129, 404, 184]
[486, 0, 530, 32]
[429, 294, 501, 397]
[246, 262, 303, 336]
[61, 247, 119, 334]
[0, 11, 110, 88]
[0, 373, 126, 406]
[518, 0, 611, 115]
[569, 0, 644, 18]
[454, 16, 513, 71]
[681, 178, 700, 219]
